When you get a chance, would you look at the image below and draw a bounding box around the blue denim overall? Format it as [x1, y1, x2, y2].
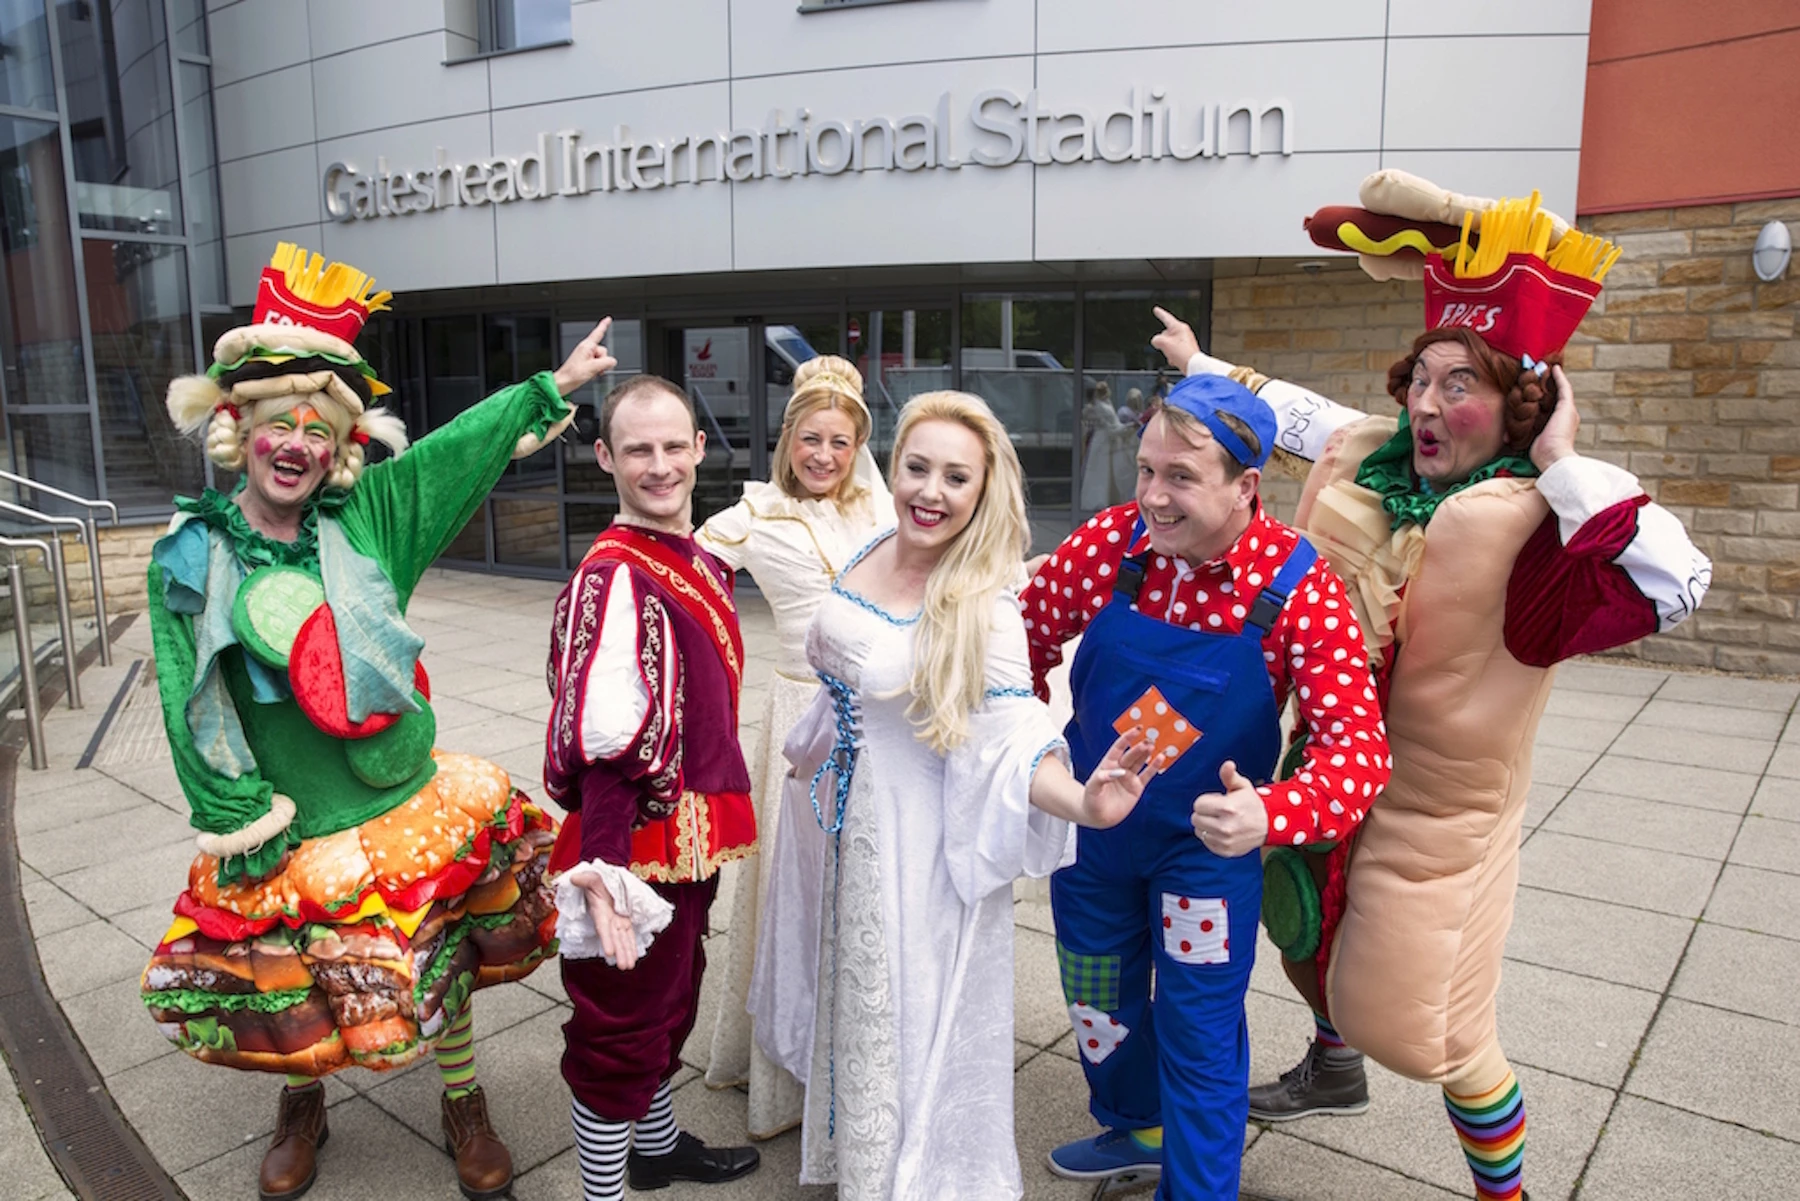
[1052, 524, 1316, 1201]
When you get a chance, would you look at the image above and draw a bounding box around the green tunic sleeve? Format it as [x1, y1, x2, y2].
[335, 371, 572, 607]
[147, 561, 291, 883]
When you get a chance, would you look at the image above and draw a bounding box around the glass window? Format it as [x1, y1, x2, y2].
[762, 317, 837, 464]
[564, 499, 616, 564]
[960, 293, 1075, 550]
[493, 496, 561, 569]
[559, 316, 641, 497]
[464, 0, 570, 56]
[422, 315, 481, 434]
[9, 410, 96, 499]
[0, 0, 56, 111]
[848, 307, 951, 469]
[171, 0, 206, 55]
[61, 0, 183, 235]
[82, 238, 201, 508]
[0, 117, 85, 412]
[177, 61, 226, 307]
[1077, 289, 1207, 512]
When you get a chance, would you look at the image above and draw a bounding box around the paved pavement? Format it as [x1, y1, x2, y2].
[8, 567, 1800, 1200]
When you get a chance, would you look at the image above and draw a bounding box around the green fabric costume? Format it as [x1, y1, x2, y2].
[149, 373, 571, 884]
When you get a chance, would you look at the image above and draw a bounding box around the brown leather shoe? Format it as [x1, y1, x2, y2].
[259, 1083, 329, 1201]
[441, 1087, 514, 1201]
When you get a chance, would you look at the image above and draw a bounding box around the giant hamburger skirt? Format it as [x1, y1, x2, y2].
[140, 752, 558, 1076]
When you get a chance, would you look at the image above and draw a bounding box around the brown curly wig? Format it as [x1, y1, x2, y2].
[1385, 327, 1560, 454]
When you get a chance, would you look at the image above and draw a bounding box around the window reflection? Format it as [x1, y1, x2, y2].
[961, 293, 1075, 548]
[849, 307, 951, 468]
[1078, 290, 1207, 512]
[0, 117, 85, 412]
[177, 61, 226, 307]
[83, 239, 201, 508]
[559, 316, 641, 497]
[0, 0, 56, 112]
[61, 0, 183, 234]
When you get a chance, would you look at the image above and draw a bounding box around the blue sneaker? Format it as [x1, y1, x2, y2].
[1046, 1128, 1163, 1181]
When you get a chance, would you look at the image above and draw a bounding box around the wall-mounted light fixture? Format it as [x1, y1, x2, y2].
[1753, 219, 1792, 282]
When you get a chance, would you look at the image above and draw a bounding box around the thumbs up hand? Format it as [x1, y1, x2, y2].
[1189, 760, 1268, 858]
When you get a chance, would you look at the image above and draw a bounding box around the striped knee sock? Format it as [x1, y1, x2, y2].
[572, 1097, 630, 1201]
[1444, 1072, 1525, 1201]
[434, 1007, 478, 1100]
[633, 1079, 680, 1157]
[1313, 1011, 1346, 1050]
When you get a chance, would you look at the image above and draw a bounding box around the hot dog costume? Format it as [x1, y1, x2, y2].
[1024, 375, 1392, 1201]
[1195, 173, 1712, 1201]
[141, 246, 569, 1195]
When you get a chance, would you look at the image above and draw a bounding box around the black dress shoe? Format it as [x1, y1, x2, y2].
[627, 1131, 760, 1190]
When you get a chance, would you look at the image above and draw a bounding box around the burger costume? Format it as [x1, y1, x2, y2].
[1180, 172, 1712, 1201]
[141, 245, 573, 1200]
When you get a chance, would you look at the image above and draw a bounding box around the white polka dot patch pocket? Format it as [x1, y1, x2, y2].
[1161, 894, 1229, 965]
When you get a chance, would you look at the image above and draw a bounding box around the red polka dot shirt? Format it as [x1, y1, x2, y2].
[1023, 501, 1392, 847]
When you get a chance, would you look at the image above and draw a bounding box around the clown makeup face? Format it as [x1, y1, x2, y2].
[1135, 412, 1258, 566]
[789, 406, 859, 498]
[892, 418, 985, 561]
[1406, 341, 1507, 486]
[245, 404, 336, 514]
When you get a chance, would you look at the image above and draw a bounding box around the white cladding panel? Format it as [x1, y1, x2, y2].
[216, 0, 1591, 304]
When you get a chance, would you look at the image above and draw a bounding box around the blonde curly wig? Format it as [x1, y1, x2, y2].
[165, 372, 409, 490]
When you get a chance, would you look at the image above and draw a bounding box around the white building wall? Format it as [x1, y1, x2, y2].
[204, 0, 1592, 305]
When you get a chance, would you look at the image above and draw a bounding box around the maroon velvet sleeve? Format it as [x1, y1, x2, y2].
[1503, 500, 1660, 668]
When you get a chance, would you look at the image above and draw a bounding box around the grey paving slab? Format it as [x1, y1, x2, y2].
[1258, 1060, 1607, 1200]
[1632, 696, 1790, 740]
[1768, 743, 1800, 780]
[1553, 661, 1667, 697]
[94, 756, 184, 807]
[1705, 863, 1800, 942]
[1752, 775, 1800, 823]
[21, 877, 95, 938]
[1506, 886, 1694, 992]
[1540, 789, 1742, 860]
[15, 801, 191, 878]
[0, 1048, 76, 1201]
[1240, 1131, 1461, 1201]
[1532, 714, 1626, 752]
[1517, 830, 1720, 918]
[430, 711, 548, 759]
[109, 1054, 355, 1177]
[173, 1096, 452, 1201]
[1629, 998, 1800, 1141]
[1542, 688, 1647, 722]
[1670, 923, 1800, 1025]
[1016, 925, 1072, 1048]
[11, 771, 164, 835]
[111, 900, 184, 950]
[1246, 984, 1317, 1089]
[1577, 755, 1759, 812]
[1014, 896, 1055, 937]
[1521, 781, 1569, 830]
[1528, 743, 1603, 787]
[1014, 1052, 1136, 1201]
[1579, 1094, 1800, 1201]
[480, 676, 562, 717]
[1249, 928, 1303, 1002]
[1496, 958, 1658, 1089]
[38, 917, 153, 998]
[1730, 814, 1800, 876]
[58, 975, 177, 1076]
[363, 1008, 572, 1176]
[53, 836, 199, 917]
[1655, 672, 1799, 711]
[1607, 726, 1775, 775]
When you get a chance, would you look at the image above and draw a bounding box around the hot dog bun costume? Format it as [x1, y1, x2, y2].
[1189, 176, 1710, 1201]
[142, 245, 569, 1079]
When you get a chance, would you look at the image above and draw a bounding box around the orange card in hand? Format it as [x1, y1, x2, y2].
[1113, 686, 1203, 770]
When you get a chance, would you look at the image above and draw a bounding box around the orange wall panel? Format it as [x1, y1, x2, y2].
[1589, 0, 1796, 63]
[1579, 21, 1800, 212]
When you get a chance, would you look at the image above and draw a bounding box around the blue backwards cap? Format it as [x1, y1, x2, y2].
[1161, 373, 1278, 469]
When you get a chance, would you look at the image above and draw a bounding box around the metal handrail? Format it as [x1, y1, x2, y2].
[0, 535, 53, 768]
[0, 502, 83, 708]
[0, 469, 116, 666]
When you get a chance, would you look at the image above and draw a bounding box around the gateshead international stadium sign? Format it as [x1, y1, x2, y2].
[321, 88, 1294, 222]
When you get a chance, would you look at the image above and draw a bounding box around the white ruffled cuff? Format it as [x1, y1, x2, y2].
[195, 793, 296, 858]
[553, 859, 675, 963]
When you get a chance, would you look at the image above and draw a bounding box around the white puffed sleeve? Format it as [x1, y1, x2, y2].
[695, 497, 754, 572]
[941, 595, 1075, 907]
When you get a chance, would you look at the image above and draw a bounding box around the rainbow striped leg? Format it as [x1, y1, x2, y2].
[1443, 1070, 1524, 1201]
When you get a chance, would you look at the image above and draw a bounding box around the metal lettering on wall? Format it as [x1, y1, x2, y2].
[321, 88, 1293, 222]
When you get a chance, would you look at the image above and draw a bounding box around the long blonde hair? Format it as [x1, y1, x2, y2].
[889, 391, 1030, 754]
[770, 355, 872, 505]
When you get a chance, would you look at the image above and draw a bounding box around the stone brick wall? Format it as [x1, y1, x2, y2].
[1207, 195, 1800, 675]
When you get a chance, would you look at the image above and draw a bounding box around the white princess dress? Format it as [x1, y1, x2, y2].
[696, 466, 888, 1138]
[788, 535, 1074, 1201]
